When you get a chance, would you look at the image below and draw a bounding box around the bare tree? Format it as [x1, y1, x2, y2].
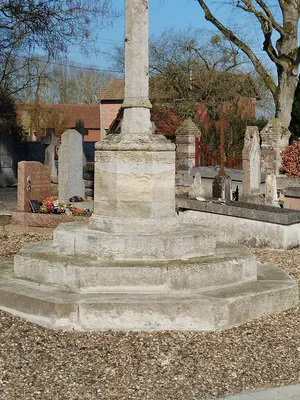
[196, 0, 300, 128]
[110, 28, 263, 156]
[110, 27, 254, 116]
[0, 0, 117, 97]
[51, 65, 113, 104]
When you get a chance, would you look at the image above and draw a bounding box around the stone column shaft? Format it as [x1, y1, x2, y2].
[121, 0, 152, 135]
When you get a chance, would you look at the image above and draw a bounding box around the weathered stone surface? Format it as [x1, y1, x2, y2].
[175, 170, 194, 187]
[13, 241, 257, 292]
[265, 173, 279, 206]
[178, 199, 300, 249]
[58, 129, 85, 201]
[260, 118, 290, 174]
[53, 222, 217, 259]
[121, 0, 152, 135]
[0, 260, 297, 331]
[17, 161, 51, 212]
[177, 197, 300, 225]
[92, 134, 176, 232]
[175, 118, 200, 171]
[0, 0, 298, 333]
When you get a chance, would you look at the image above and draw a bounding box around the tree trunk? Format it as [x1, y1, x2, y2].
[274, 0, 299, 128]
[275, 67, 298, 128]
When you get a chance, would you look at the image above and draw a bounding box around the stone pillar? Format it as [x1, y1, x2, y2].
[175, 119, 200, 171]
[89, 0, 176, 233]
[242, 126, 261, 196]
[260, 118, 290, 175]
[265, 173, 279, 207]
[121, 0, 152, 136]
[175, 118, 200, 187]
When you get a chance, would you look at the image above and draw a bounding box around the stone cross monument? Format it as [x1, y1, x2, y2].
[89, 0, 177, 234]
[1, 0, 297, 332]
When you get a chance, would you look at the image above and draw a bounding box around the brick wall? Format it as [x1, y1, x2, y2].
[85, 129, 101, 142]
[101, 103, 122, 131]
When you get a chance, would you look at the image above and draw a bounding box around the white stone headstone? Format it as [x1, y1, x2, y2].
[242, 126, 261, 196]
[58, 129, 85, 201]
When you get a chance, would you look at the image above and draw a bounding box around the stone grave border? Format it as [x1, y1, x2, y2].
[177, 197, 300, 249]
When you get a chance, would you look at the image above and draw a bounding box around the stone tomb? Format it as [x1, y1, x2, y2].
[0, 0, 297, 331]
[17, 161, 51, 212]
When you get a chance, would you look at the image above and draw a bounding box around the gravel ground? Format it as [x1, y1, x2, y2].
[0, 234, 300, 400]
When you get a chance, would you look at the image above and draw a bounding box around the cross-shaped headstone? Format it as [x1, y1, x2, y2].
[41, 128, 55, 145]
[75, 120, 88, 144]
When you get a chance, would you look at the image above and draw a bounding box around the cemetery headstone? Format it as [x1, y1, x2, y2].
[44, 128, 59, 183]
[41, 128, 54, 145]
[188, 173, 205, 201]
[0, 132, 17, 187]
[242, 126, 261, 196]
[75, 119, 88, 166]
[212, 174, 232, 201]
[58, 129, 85, 201]
[17, 161, 51, 212]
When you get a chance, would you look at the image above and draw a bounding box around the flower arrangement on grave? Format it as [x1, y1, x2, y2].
[39, 196, 92, 216]
[70, 206, 92, 216]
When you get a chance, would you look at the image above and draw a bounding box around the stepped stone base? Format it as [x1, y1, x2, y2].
[52, 222, 217, 259]
[0, 259, 298, 331]
[13, 242, 257, 292]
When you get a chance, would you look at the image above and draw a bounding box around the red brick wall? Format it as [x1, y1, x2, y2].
[101, 103, 122, 131]
[85, 129, 101, 142]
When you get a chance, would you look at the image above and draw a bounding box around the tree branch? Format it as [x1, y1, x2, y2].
[254, 0, 284, 35]
[197, 0, 277, 96]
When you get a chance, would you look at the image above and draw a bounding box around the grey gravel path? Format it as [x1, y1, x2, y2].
[222, 383, 300, 399]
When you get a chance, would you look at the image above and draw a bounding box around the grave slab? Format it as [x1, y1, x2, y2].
[17, 161, 51, 212]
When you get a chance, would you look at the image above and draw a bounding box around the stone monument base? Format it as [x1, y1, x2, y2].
[0, 133, 298, 331]
[0, 236, 297, 331]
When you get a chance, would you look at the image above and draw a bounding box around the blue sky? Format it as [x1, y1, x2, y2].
[68, 0, 215, 71]
[66, 0, 273, 74]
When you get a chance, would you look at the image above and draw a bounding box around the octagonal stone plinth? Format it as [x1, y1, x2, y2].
[13, 241, 257, 292]
[1, 259, 298, 331]
[91, 134, 176, 233]
[52, 222, 217, 260]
